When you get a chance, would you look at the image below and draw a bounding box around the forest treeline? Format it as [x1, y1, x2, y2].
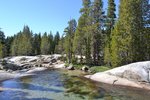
[0, 0, 150, 67]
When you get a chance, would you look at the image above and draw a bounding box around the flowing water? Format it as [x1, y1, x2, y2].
[0, 69, 150, 100]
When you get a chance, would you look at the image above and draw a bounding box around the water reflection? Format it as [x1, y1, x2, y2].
[0, 70, 150, 100]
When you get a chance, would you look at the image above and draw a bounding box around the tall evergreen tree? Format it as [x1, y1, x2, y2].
[11, 33, 21, 56]
[0, 30, 5, 58]
[76, 0, 92, 65]
[54, 32, 60, 53]
[19, 26, 33, 55]
[91, 0, 105, 65]
[33, 33, 41, 55]
[142, 0, 150, 60]
[104, 0, 116, 66]
[5, 36, 14, 56]
[48, 32, 54, 54]
[64, 19, 77, 64]
[41, 32, 51, 55]
[111, 0, 143, 67]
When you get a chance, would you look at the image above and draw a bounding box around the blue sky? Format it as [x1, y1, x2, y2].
[0, 0, 119, 37]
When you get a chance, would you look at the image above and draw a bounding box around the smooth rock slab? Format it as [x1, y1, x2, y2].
[85, 61, 150, 90]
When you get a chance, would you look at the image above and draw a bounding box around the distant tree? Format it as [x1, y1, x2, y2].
[48, 32, 54, 54]
[56, 34, 65, 54]
[11, 33, 20, 56]
[18, 26, 33, 55]
[40, 32, 51, 55]
[5, 36, 14, 56]
[54, 31, 60, 53]
[0, 30, 5, 58]
[11, 26, 33, 56]
[33, 33, 41, 55]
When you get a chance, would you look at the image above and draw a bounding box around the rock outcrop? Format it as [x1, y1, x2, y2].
[1, 54, 62, 71]
[85, 61, 150, 89]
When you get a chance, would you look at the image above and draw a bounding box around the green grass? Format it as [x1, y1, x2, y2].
[90, 66, 111, 74]
[65, 63, 111, 74]
[73, 64, 84, 70]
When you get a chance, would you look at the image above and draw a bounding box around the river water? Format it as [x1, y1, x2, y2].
[0, 70, 150, 100]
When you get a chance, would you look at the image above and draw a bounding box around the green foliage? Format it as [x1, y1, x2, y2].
[0, 43, 3, 58]
[110, 0, 144, 67]
[33, 33, 41, 55]
[10, 26, 60, 56]
[0, 31, 5, 58]
[5, 36, 14, 56]
[54, 31, 60, 53]
[64, 19, 77, 64]
[90, 66, 111, 73]
[11, 26, 33, 56]
[40, 32, 51, 55]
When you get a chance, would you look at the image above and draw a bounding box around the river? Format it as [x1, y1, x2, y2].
[0, 69, 150, 100]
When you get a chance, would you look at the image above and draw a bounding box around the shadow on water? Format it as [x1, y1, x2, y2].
[62, 74, 106, 99]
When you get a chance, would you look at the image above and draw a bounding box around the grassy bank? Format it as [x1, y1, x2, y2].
[65, 63, 111, 74]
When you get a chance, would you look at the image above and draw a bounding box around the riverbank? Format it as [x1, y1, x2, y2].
[85, 61, 150, 90]
[1, 55, 150, 91]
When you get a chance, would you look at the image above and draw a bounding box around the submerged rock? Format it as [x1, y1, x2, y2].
[67, 64, 75, 70]
[81, 66, 89, 72]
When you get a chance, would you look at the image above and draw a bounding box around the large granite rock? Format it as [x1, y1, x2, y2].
[85, 61, 150, 89]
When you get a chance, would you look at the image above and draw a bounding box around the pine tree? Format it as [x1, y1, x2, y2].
[48, 32, 54, 54]
[104, 0, 116, 66]
[64, 19, 77, 64]
[40, 32, 51, 55]
[56, 34, 65, 54]
[76, 0, 92, 65]
[33, 33, 41, 55]
[91, 0, 105, 65]
[111, 0, 143, 67]
[73, 16, 86, 64]
[54, 31, 60, 53]
[18, 26, 33, 55]
[0, 30, 5, 58]
[11, 33, 20, 56]
[142, 1, 150, 60]
[5, 36, 14, 56]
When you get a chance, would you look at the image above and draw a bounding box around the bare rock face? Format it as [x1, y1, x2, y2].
[0, 54, 62, 71]
[105, 61, 150, 82]
[86, 61, 150, 89]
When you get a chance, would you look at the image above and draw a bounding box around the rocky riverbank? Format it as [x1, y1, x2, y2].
[0, 54, 66, 82]
[2, 55, 150, 91]
[85, 61, 150, 90]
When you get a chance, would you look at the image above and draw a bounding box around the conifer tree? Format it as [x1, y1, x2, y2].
[104, 0, 116, 66]
[91, 0, 105, 65]
[48, 32, 54, 54]
[74, 0, 92, 65]
[5, 36, 14, 56]
[0, 30, 5, 58]
[40, 32, 51, 55]
[64, 19, 77, 64]
[54, 32, 60, 53]
[111, 0, 143, 67]
[33, 33, 41, 55]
